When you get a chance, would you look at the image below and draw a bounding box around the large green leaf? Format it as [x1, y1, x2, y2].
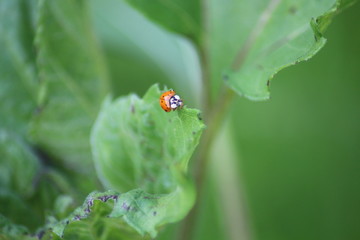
[0, 0, 38, 132]
[0, 0, 40, 198]
[31, 0, 109, 171]
[74, 84, 204, 238]
[219, 0, 356, 100]
[121, 0, 356, 100]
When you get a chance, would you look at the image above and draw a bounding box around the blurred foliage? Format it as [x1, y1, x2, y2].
[0, 0, 359, 239]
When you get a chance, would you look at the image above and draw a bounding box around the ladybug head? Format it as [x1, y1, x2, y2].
[169, 94, 183, 110]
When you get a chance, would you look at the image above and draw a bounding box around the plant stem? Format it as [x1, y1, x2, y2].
[179, 86, 235, 240]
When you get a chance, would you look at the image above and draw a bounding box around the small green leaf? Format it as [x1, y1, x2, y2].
[31, 0, 109, 171]
[85, 84, 204, 237]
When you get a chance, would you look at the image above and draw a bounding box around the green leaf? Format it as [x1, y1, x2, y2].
[51, 186, 197, 239]
[85, 84, 204, 237]
[51, 191, 148, 239]
[89, 0, 202, 104]
[31, 0, 109, 171]
[0, 214, 38, 240]
[122, 0, 355, 100]
[0, 0, 40, 198]
[0, 0, 38, 132]
[222, 0, 357, 100]
[123, 0, 201, 44]
[92, 84, 204, 192]
[0, 131, 40, 197]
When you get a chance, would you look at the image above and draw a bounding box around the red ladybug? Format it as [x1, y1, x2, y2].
[159, 90, 184, 112]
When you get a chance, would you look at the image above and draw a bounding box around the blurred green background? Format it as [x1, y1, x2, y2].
[193, 3, 360, 240]
[91, 1, 360, 239]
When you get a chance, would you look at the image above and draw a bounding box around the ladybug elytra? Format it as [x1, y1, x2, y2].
[159, 90, 184, 112]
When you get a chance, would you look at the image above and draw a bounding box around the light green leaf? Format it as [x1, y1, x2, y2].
[51, 191, 149, 239]
[31, 0, 109, 171]
[221, 0, 356, 100]
[84, 84, 204, 237]
[122, 0, 356, 100]
[52, 185, 196, 239]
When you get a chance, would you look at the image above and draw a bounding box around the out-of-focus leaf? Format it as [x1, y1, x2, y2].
[221, 0, 357, 100]
[83, 84, 204, 237]
[123, 0, 201, 44]
[0, 131, 39, 197]
[0, 0, 38, 132]
[53, 195, 74, 220]
[31, 0, 109, 171]
[89, 0, 202, 105]
[122, 0, 355, 100]
[0, 0, 40, 199]
[0, 214, 38, 240]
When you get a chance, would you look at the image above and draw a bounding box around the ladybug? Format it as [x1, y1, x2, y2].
[159, 90, 184, 112]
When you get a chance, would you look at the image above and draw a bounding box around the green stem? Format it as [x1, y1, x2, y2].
[179, 86, 235, 240]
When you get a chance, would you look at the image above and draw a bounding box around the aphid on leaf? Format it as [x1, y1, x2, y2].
[159, 90, 184, 112]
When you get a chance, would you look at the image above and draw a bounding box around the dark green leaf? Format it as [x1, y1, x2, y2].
[0, 131, 39, 197]
[0, 214, 38, 240]
[123, 0, 201, 43]
[31, 0, 110, 171]
[0, 0, 40, 199]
